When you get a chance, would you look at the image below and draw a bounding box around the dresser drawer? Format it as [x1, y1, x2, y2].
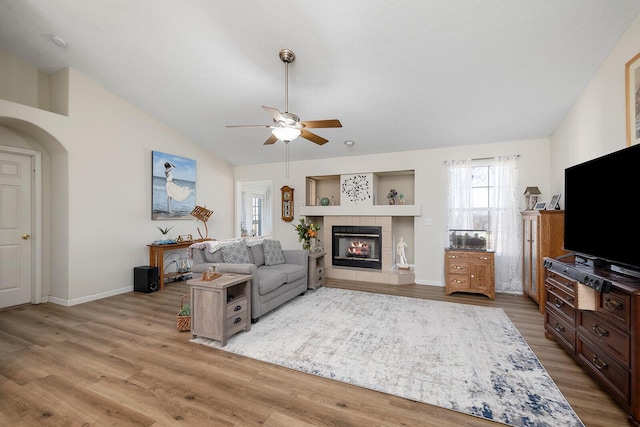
[226, 297, 248, 318]
[546, 283, 576, 321]
[447, 274, 470, 289]
[579, 311, 630, 367]
[577, 336, 630, 406]
[226, 311, 248, 335]
[446, 252, 469, 262]
[315, 266, 324, 277]
[545, 307, 576, 352]
[448, 262, 469, 275]
[597, 290, 631, 330]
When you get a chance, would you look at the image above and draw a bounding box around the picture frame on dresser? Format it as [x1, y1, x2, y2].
[625, 51, 640, 146]
[547, 194, 561, 210]
[534, 201, 546, 210]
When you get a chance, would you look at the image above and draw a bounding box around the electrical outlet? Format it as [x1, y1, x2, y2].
[424, 218, 433, 226]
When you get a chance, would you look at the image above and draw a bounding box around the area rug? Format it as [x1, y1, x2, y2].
[191, 287, 583, 427]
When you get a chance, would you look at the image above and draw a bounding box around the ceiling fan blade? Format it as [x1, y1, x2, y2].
[301, 129, 328, 145]
[263, 134, 279, 145]
[262, 106, 285, 122]
[300, 119, 342, 129]
[226, 124, 271, 128]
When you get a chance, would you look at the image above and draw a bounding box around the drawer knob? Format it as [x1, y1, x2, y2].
[553, 322, 565, 333]
[604, 298, 621, 310]
[234, 317, 242, 324]
[592, 324, 609, 337]
[554, 297, 564, 308]
[234, 305, 242, 312]
[592, 354, 608, 370]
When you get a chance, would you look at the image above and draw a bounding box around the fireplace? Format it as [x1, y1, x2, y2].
[332, 225, 382, 270]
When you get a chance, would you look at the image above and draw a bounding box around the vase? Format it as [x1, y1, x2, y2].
[303, 240, 311, 251]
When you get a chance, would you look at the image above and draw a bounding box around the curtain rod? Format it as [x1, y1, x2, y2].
[444, 154, 520, 164]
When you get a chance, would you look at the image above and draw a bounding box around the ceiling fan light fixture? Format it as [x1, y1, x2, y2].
[272, 127, 301, 142]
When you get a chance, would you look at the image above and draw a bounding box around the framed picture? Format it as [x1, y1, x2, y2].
[625, 52, 640, 146]
[152, 151, 196, 220]
[534, 201, 547, 211]
[548, 194, 561, 210]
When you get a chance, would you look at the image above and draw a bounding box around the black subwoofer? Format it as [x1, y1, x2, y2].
[134, 266, 159, 293]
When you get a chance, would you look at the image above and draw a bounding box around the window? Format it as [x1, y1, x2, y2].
[445, 156, 522, 293]
[251, 196, 263, 236]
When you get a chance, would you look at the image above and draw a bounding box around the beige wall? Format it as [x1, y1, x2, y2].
[551, 14, 640, 196]
[0, 50, 235, 305]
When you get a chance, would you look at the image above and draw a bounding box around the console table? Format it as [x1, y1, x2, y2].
[189, 274, 252, 347]
[544, 257, 640, 425]
[148, 240, 211, 289]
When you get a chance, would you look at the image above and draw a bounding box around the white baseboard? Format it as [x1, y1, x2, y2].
[48, 286, 132, 306]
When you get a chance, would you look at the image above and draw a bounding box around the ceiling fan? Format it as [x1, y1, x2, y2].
[226, 49, 342, 145]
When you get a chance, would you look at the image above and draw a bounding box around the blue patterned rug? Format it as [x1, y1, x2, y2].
[192, 287, 583, 427]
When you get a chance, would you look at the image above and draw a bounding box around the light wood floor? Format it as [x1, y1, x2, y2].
[0, 280, 630, 426]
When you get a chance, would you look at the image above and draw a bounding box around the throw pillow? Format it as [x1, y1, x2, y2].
[221, 240, 252, 264]
[263, 239, 285, 266]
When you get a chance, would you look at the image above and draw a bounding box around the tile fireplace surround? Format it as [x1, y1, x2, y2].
[322, 216, 415, 285]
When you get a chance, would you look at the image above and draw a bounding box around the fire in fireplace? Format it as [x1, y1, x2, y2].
[332, 225, 382, 269]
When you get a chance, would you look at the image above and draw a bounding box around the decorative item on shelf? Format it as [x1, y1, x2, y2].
[547, 194, 561, 210]
[240, 221, 248, 237]
[399, 193, 406, 205]
[524, 187, 541, 210]
[293, 218, 320, 251]
[190, 205, 213, 239]
[387, 188, 398, 205]
[314, 239, 324, 253]
[202, 265, 221, 281]
[177, 256, 190, 273]
[175, 234, 193, 243]
[320, 197, 330, 206]
[176, 294, 191, 332]
[155, 226, 175, 244]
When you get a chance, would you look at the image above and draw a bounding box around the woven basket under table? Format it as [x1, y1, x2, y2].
[176, 294, 191, 332]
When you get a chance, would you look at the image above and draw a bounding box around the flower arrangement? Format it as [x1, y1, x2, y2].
[387, 188, 398, 205]
[293, 218, 320, 250]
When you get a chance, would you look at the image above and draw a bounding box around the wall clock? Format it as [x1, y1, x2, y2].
[281, 185, 294, 222]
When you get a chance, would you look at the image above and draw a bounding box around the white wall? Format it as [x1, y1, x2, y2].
[236, 138, 550, 287]
[1, 55, 236, 304]
[550, 14, 640, 195]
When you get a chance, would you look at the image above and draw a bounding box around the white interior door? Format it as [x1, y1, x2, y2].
[0, 151, 32, 309]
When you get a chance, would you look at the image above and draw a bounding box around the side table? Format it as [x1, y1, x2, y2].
[307, 252, 325, 290]
[189, 273, 252, 346]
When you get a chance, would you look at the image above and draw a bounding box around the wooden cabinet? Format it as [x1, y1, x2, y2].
[190, 274, 252, 347]
[544, 259, 640, 424]
[307, 252, 325, 290]
[522, 210, 568, 312]
[445, 249, 495, 299]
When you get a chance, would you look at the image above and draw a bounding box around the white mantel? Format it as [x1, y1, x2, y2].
[299, 204, 421, 217]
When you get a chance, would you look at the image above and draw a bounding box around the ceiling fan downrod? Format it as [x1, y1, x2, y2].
[279, 49, 295, 113]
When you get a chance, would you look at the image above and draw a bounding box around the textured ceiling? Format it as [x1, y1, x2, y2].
[1, 1, 639, 166]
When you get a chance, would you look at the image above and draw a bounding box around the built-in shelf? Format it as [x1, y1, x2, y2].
[299, 204, 421, 217]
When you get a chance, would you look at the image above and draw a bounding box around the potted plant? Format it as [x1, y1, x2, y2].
[157, 226, 174, 242]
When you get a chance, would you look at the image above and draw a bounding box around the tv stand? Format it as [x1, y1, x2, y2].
[543, 257, 640, 426]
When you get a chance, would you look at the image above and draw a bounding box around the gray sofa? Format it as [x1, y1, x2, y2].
[188, 239, 308, 322]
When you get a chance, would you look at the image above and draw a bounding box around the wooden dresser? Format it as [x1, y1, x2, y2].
[445, 249, 495, 299]
[544, 258, 640, 425]
[521, 210, 568, 312]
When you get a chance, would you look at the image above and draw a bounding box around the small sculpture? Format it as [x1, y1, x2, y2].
[397, 237, 409, 269]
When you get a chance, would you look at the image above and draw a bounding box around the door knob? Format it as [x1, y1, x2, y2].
[22, 234, 31, 239]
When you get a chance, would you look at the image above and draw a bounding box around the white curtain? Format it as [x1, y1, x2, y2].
[490, 155, 522, 293]
[445, 155, 522, 294]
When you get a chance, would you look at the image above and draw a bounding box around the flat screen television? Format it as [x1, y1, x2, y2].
[564, 143, 640, 273]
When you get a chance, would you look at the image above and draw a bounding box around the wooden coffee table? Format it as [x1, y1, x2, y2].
[189, 273, 252, 346]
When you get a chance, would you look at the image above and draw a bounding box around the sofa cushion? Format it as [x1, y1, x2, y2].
[261, 263, 307, 284]
[221, 240, 252, 264]
[249, 243, 265, 267]
[256, 268, 288, 294]
[204, 249, 224, 263]
[263, 240, 285, 266]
